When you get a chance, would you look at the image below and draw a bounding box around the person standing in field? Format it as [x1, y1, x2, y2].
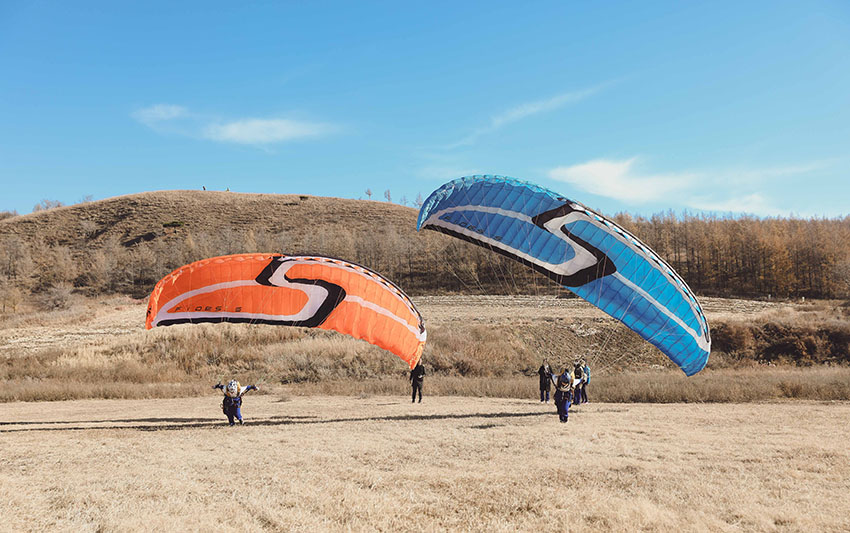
[410, 361, 425, 403]
[214, 380, 259, 426]
[538, 360, 553, 402]
[553, 366, 574, 423]
[572, 359, 585, 405]
[580, 358, 590, 404]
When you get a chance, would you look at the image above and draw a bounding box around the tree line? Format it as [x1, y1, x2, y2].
[1, 211, 848, 311]
[611, 212, 850, 299]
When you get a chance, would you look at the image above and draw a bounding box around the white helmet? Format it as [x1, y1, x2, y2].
[225, 380, 240, 397]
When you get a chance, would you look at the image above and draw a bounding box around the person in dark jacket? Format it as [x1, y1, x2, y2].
[553, 367, 574, 423]
[580, 358, 590, 404]
[573, 360, 585, 405]
[213, 380, 259, 426]
[410, 362, 425, 403]
[537, 361, 553, 402]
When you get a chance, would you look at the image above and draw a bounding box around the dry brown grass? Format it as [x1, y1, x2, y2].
[281, 367, 850, 403]
[2, 295, 850, 403]
[1, 395, 849, 531]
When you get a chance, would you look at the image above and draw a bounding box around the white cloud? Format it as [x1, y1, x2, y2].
[547, 157, 833, 216]
[490, 87, 599, 130]
[686, 193, 780, 216]
[203, 118, 333, 145]
[711, 162, 827, 187]
[447, 85, 604, 148]
[131, 104, 187, 126]
[131, 104, 336, 146]
[548, 158, 696, 203]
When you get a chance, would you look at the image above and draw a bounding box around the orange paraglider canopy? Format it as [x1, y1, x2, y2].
[146, 254, 426, 368]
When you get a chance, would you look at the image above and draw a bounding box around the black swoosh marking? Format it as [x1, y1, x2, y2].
[158, 257, 345, 328]
[531, 203, 616, 286]
[425, 203, 615, 288]
[255, 256, 346, 327]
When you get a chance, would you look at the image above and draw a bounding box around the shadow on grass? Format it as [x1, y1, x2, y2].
[0, 417, 221, 426]
[0, 411, 553, 433]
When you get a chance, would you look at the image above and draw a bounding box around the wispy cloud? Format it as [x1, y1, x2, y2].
[686, 193, 779, 216]
[131, 104, 336, 146]
[203, 118, 334, 145]
[709, 162, 827, 186]
[131, 104, 188, 126]
[446, 85, 605, 149]
[549, 158, 696, 203]
[686, 162, 832, 215]
[490, 87, 599, 129]
[415, 165, 482, 182]
[548, 157, 831, 216]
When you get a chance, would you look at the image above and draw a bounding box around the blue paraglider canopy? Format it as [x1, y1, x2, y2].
[417, 175, 711, 376]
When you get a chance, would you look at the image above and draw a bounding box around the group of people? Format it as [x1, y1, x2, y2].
[213, 358, 588, 426]
[537, 358, 590, 423]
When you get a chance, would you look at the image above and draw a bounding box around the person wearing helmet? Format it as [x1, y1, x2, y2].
[213, 380, 259, 426]
[553, 366, 574, 423]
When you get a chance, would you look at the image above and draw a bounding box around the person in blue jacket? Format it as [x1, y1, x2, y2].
[213, 380, 259, 426]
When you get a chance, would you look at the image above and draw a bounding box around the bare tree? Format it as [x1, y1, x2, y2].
[87, 248, 115, 292]
[834, 259, 850, 299]
[399, 195, 408, 206]
[32, 199, 65, 212]
[365, 188, 373, 200]
[414, 193, 424, 209]
[384, 189, 391, 203]
[0, 280, 24, 313]
[31, 244, 77, 290]
[0, 236, 33, 282]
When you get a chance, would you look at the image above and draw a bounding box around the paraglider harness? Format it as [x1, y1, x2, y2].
[552, 371, 573, 401]
[214, 381, 253, 415]
[221, 394, 243, 415]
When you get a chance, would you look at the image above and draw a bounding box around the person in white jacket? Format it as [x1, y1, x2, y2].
[213, 380, 259, 426]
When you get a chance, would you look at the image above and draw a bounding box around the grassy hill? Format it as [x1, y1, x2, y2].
[0, 190, 492, 298]
[0, 190, 422, 254]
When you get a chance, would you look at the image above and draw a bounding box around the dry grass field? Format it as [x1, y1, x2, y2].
[2, 294, 849, 403]
[2, 395, 849, 532]
[2, 291, 849, 530]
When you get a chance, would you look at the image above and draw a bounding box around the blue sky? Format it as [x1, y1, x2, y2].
[1, 1, 848, 217]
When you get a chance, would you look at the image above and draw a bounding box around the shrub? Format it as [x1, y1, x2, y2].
[38, 283, 74, 310]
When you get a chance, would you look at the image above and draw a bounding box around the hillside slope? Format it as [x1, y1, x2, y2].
[0, 190, 422, 252]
